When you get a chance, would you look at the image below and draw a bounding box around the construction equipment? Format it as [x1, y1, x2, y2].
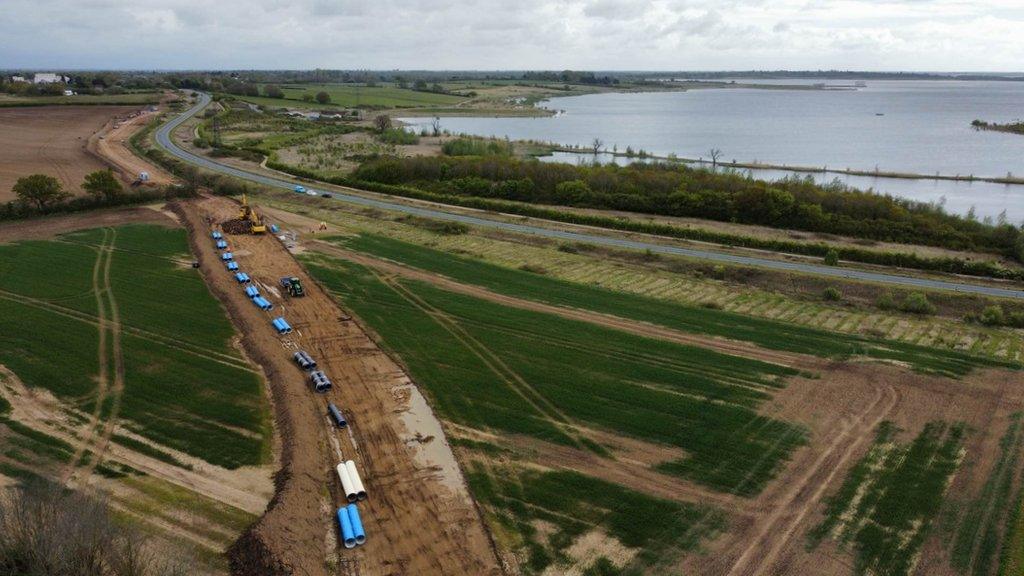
[238, 194, 266, 234]
[222, 195, 267, 234]
[280, 276, 305, 297]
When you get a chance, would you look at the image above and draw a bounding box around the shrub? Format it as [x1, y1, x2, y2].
[980, 305, 1006, 326]
[378, 128, 419, 145]
[900, 292, 936, 315]
[315, 91, 330, 104]
[823, 286, 842, 301]
[824, 249, 839, 266]
[1008, 311, 1024, 329]
[442, 137, 512, 157]
[876, 291, 898, 311]
[557, 243, 579, 254]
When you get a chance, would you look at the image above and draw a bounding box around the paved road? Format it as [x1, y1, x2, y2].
[157, 92, 1024, 300]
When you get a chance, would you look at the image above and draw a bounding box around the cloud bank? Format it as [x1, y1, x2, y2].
[2, 0, 1022, 70]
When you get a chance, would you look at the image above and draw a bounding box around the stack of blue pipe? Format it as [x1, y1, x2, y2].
[336, 504, 366, 549]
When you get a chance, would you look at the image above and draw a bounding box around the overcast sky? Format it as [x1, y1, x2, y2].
[2, 0, 1022, 71]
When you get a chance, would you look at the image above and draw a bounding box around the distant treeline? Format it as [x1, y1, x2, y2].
[351, 156, 1024, 263]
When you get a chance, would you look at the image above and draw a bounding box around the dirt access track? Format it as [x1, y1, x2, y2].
[87, 107, 173, 186]
[0, 106, 137, 201]
[174, 195, 499, 576]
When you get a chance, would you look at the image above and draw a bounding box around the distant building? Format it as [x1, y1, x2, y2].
[32, 73, 69, 84]
[62, 89, 74, 96]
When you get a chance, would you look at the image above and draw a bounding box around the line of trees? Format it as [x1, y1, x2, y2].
[2, 170, 192, 221]
[264, 158, 1024, 281]
[351, 156, 1024, 262]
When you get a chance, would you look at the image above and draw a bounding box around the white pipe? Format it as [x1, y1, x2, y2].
[336, 463, 357, 503]
[345, 460, 367, 501]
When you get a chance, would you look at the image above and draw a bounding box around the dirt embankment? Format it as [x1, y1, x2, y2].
[174, 196, 500, 576]
[0, 106, 139, 201]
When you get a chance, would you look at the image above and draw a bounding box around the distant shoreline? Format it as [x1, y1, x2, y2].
[548, 147, 1024, 186]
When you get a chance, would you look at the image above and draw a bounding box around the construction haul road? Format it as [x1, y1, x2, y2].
[175, 196, 499, 576]
[155, 92, 1024, 301]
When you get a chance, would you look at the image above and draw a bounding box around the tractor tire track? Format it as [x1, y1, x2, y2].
[62, 228, 112, 481]
[724, 378, 899, 576]
[0, 289, 253, 371]
[376, 271, 587, 447]
[80, 227, 126, 478]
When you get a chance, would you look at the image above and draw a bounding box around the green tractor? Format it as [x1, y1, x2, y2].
[280, 276, 305, 297]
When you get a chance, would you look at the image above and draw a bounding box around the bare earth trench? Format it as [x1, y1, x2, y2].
[175, 195, 500, 576]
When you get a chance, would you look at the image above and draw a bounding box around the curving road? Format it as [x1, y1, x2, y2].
[157, 92, 1024, 300]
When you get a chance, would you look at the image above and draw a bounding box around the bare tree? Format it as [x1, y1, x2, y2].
[0, 481, 193, 575]
[708, 148, 723, 169]
[592, 137, 604, 156]
[374, 114, 392, 132]
[430, 117, 442, 137]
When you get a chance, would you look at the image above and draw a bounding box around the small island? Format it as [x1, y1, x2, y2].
[972, 118, 1024, 135]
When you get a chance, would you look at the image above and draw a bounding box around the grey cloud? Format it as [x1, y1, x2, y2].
[0, 0, 1022, 70]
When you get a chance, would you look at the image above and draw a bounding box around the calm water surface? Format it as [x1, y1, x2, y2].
[402, 80, 1024, 220]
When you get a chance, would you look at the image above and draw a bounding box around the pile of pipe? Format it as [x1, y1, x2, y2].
[336, 503, 366, 549]
[336, 461, 367, 502]
[272, 317, 293, 334]
[309, 370, 332, 392]
[293, 350, 317, 370]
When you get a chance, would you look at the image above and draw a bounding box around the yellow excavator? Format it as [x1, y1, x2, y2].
[238, 194, 266, 234]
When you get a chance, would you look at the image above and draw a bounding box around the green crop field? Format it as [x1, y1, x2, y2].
[244, 83, 467, 108]
[952, 413, 1024, 576]
[808, 421, 965, 576]
[466, 464, 724, 574]
[0, 224, 269, 469]
[304, 253, 804, 496]
[326, 234, 1014, 377]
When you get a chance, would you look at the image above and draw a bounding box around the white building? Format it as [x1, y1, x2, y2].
[10, 75, 26, 83]
[32, 73, 69, 84]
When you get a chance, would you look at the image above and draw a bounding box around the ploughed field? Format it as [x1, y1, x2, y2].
[0, 219, 272, 571]
[299, 232, 1024, 576]
[0, 106, 135, 201]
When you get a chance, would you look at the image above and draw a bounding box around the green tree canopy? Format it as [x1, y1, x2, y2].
[82, 169, 123, 201]
[315, 91, 330, 104]
[12, 174, 70, 210]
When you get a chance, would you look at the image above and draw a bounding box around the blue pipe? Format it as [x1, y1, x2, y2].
[347, 504, 365, 545]
[336, 507, 356, 549]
